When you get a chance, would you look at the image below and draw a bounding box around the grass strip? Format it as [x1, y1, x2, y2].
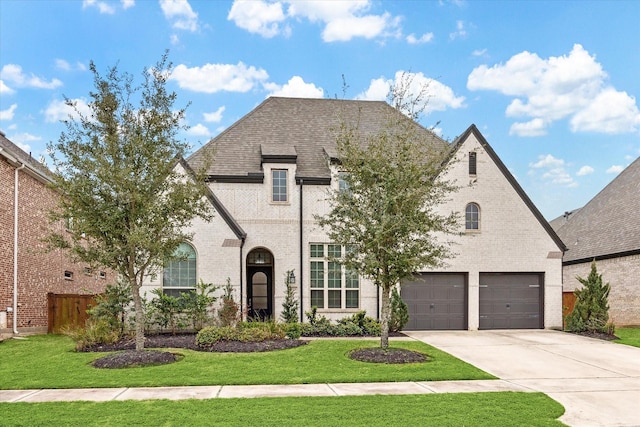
[615, 327, 640, 348]
[0, 335, 493, 389]
[0, 392, 565, 426]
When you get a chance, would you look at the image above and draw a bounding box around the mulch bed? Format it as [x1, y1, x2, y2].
[84, 333, 425, 368]
[568, 331, 619, 341]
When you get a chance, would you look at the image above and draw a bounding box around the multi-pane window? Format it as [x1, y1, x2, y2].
[272, 169, 287, 202]
[310, 243, 359, 309]
[465, 203, 480, 230]
[338, 172, 350, 192]
[163, 242, 197, 297]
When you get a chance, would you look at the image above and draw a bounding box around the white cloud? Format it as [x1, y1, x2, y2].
[606, 165, 624, 174]
[449, 20, 467, 40]
[203, 106, 225, 123]
[0, 64, 62, 89]
[529, 154, 576, 187]
[530, 154, 564, 169]
[83, 0, 115, 14]
[509, 118, 548, 137]
[472, 48, 487, 57]
[357, 71, 465, 114]
[122, 0, 135, 9]
[570, 88, 640, 134]
[0, 80, 14, 94]
[160, 0, 198, 32]
[467, 44, 640, 135]
[169, 62, 269, 93]
[0, 104, 17, 120]
[227, 0, 288, 38]
[228, 0, 400, 42]
[187, 123, 210, 137]
[406, 32, 434, 44]
[576, 165, 594, 176]
[55, 59, 87, 72]
[266, 76, 324, 98]
[44, 98, 91, 123]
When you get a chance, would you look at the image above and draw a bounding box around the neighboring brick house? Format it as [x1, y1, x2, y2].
[142, 97, 565, 330]
[0, 132, 113, 333]
[551, 156, 640, 326]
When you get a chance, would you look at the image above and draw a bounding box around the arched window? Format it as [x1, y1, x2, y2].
[163, 242, 197, 297]
[465, 203, 480, 230]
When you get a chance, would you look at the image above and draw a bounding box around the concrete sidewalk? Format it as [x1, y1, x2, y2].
[405, 330, 640, 427]
[0, 378, 530, 403]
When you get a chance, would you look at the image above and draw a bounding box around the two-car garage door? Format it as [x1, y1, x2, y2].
[401, 272, 543, 330]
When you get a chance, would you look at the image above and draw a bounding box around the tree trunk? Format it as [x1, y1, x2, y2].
[380, 286, 391, 349]
[131, 279, 146, 351]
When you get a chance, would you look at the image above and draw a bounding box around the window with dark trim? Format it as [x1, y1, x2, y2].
[64, 270, 73, 280]
[469, 152, 477, 175]
[310, 244, 359, 309]
[163, 242, 197, 297]
[465, 203, 480, 230]
[272, 169, 287, 202]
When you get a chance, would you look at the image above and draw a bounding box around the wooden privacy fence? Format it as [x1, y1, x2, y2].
[562, 291, 577, 328]
[47, 293, 100, 334]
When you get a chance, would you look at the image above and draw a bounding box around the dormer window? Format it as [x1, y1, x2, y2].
[272, 169, 288, 202]
[469, 152, 477, 175]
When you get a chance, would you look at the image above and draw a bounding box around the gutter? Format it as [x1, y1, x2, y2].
[299, 178, 304, 322]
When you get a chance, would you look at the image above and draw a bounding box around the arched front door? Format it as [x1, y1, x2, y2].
[247, 248, 274, 320]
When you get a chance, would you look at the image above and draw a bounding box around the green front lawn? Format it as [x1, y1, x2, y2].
[0, 335, 493, 389]
[0, 393, 565, 426]
[615, 327, 640, 348]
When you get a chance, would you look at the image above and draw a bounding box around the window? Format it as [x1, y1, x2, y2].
[465, 203, 480, 230]
[338, 172, 349, 192]
[99, 271, 107, 279]
[272, 169, 287, 202]
[64, 270, 73, 280]
[310, 243, 359, 309]
[163, 242, 197, 297]
[469, 152, 477, 175]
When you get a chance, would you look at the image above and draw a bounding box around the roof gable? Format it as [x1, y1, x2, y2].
[450, 124, 566, 252]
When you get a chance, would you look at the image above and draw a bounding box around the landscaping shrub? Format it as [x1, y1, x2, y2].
[280, 269, 299, 323]
[217, 279, 241, 327]
[181, 280, 218, 331]
[301, 309, 381, 337]
[565, 260, 613, 334]
[87, 280, 133, 337]
[389, 287, 409, 332]
[149, 289, 186, 335]
[284, 322, 302, 339]
[196, 321, 288, 346]
[62, 319, 122, 350]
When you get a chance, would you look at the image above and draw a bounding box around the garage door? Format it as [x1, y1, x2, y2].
[401, 273, 467, 330]
[479, 273, 543, 329]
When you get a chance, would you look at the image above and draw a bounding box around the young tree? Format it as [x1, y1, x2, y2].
[565, 260, 612, 333]
[47, 53, 212, 351]
[317, 79, 458, 348]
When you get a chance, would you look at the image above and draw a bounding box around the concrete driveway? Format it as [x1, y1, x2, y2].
[404, 329, 640, 427]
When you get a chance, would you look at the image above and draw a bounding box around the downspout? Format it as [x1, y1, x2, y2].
[13, 162, 25, 334]
[239, 237, 245, 318]
[299, 179, 304, 323]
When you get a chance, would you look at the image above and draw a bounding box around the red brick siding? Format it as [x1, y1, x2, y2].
[1, 157, 115, 329]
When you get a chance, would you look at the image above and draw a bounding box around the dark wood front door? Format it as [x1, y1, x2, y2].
[248, 266, 273, 320]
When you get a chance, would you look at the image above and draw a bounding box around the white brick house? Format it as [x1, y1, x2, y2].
[142, 97, 565, 330]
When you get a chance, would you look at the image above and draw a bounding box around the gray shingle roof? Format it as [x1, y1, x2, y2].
[0, 131, 53, 180]
[553, 156, 640, 263]
[187, 97, 445, 181]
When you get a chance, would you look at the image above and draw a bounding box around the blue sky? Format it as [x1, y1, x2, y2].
[1, 0, 639, 220]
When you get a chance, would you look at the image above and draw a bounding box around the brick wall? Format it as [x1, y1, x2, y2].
[563, 255, 640, 326]
[1, 157, 114, 331]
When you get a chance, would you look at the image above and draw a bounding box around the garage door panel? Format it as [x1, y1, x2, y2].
[401, 273, 467, 330]
[479, 273, 543, 330]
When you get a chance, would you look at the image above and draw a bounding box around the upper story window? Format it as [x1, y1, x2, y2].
[163, 242, 197, 297]
[469, 152, 477, 175]
[272, 169, 288, 202]
[338, 172, 350, 193]
[465, 203, 480, 231]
